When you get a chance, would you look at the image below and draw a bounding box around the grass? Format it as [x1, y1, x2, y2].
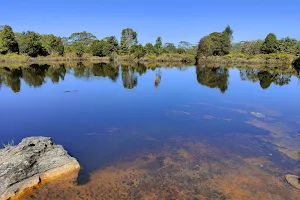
[1, 139, 14, 149]
[0, 53, 196, 64]
[0, 53, 110, 64]
[197, 53, 296, 68]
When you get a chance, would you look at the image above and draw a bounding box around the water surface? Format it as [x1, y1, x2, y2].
[0, 63, 300, 199]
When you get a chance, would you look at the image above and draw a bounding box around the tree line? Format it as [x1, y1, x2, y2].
[0, 25, 299, 61]
[0, 25, 196, 58]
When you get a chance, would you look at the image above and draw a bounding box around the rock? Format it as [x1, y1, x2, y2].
[285, 174, 300, 190]
[0, 137, 80, 200]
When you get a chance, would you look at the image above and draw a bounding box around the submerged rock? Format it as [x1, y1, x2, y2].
[0, 137, 80, 200]
[250, 111, 265, 118]
[285, 174, 300, 190]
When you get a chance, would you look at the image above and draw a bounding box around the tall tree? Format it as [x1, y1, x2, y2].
[130, 44, 146, 59]
[241, 40, 264, 55]
[144, 43, 155, 54]
[154, 36, 162, 55]
[178, 41, 192, 50]
[68, 31, 97, 46]
[0, 25, 19, 54]
[120, 28, 138, 54]
[196, 36, 213, 58]
[103, 36, 119, 53]
[163, 42, 176, 53]
[261, 33, 278, 54]
[19, 31, 43, 57]
[41, 34, 64, 56]
[220, 26, 233, 55]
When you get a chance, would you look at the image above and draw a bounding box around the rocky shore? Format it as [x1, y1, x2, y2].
[0, 137, 80, 200]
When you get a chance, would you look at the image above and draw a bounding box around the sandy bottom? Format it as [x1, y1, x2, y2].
[22, 141, 300, 200]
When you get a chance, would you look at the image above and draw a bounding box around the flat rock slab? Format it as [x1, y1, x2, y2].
[0, 137, 80, 200]
[285, 174, 300, 190]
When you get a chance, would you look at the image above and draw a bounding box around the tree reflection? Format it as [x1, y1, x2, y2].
[73, 63, 93, 79]
[196, 66, 229, 93]
[122, 67, 138, 89]
[0, 67, 22, 93]
[22, 64, 48, 87]
[92, 63, 119, 81]
[135, 63, 147, 75]
[239, 69, 292, 89]
[46, 65, 66, 83]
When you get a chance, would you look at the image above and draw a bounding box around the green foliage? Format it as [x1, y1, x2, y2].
[197, 36, 213, 57]
[278, 37, 300, 55]
[293, 57, 300, 69]
[0, 25, 19, 54]
[66, 31, 97, 57]
[90, 40, 109, 57]
[178, 41, 192, 50]
[197, 26, 233, 59]
[90, 36, 119, 57]
[120, 28, 138, 54]
[241, 40, 264, 55]
[68, 31, 97, 46]
[261, 33, 278, 54]
[41, 34, 64, 56]
[154, 37, 162, 55]
[19, 31, 44, 57]
[130, 44, 146, 59]
[144, 43, 155, 54]
[163, 43, 176, 53]
[103, 36, 119, 53]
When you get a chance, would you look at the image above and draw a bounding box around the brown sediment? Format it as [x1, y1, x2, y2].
[22, 141, 300, 200]
[246, 119, 291, 135]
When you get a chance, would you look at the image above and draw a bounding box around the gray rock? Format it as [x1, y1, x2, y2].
[0, 137, 80, 200]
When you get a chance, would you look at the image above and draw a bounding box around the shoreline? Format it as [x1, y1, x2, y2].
[0, 53, 297, 67]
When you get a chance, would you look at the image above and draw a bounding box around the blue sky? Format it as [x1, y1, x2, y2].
[1, 0, 299, 45]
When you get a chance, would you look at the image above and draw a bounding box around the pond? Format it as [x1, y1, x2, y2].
[0, 63, 300, 199]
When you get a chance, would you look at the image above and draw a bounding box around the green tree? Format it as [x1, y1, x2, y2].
[0, 25, 19, 54]
[196, 36, 213, 58]
[261, 33, 278, 54]
[19, 31, 43, 57]
[104, 36, 119, 53]
[163, 42, 176, 53]
[90, 40, 109, 57]
[68, 31, 96, 56]
[144, 43, 155, 54]
[278, 37, 299, 55]
[154, 36, 162, 55]
[220, 26, 233, 55]
[120, 28, 138, 54]
[68, 31, 97, 46]
[178, 41, 192, 50]
[241, 40, 264, 55]
[41, 34, 64, 56]
[130, 44, 146, 59]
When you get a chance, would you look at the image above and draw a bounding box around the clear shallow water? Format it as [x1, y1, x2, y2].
[1, 63, 300, 199]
